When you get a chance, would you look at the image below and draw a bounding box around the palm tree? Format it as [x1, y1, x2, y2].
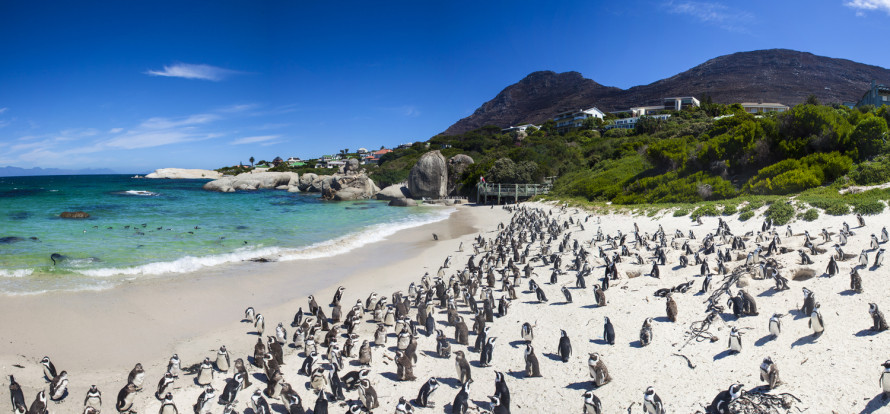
[249, 156, 255, 167]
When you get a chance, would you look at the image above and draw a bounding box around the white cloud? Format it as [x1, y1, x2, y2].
[0, 107, 7, 114]
[845, 0, 890, 14]
[145, 63, 242, 81]
[140, 114, 220, 129]
[105, 131, 198, 149]
[109, 128, 124, 134]
[664, 1, 753, 32]
[231, 135, 280, 145]
[218, 103, 258, 113]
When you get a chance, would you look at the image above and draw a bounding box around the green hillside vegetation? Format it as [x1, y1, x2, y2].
[373, 100, 890, 221]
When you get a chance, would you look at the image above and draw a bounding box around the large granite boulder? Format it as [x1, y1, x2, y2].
[344, 158, 361, 174]
[321, 174, 381, 201]
[388, 198, 417, 207]
[203, 172, 299, 192]
[447, 154, 474, 196]
[375, 185, 413, 201]
[408, 150, 448, 199]
[308, 175, 336, 192]
[298, 173, 318, 191]
[145, 168, 222, 179]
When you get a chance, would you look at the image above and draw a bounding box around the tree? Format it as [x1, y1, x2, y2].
[851, 116, 889, 160]
[805, 94, 820, 106]
[249, 156, 255, 167]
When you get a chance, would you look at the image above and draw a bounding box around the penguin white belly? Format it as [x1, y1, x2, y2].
[216, 356, 229, 372]
[811, 314, 824, 333]
[769, 320, 780, 336]
[160, 405, 178, 414]
[729, 337, 742, 352]
[883, 373, 890, 393]
[197, 368, 213, 385]
[85, 397, 101, 410]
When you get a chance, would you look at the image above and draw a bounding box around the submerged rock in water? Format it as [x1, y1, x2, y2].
[388, 198, 418, 207]
[60, 211, 90, 219]
[0, 236, 24, 244]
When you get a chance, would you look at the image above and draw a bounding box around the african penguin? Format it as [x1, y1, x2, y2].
[643, 386, 665, 414]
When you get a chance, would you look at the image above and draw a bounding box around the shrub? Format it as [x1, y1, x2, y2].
[740, 199, 765, 213]
[764, 202, 795, 225]
[800, 208, 819, 221]
[849, 157, 890, 185]
[744, 152, 852, 195]
[691, 204, 719, 220]
[722, 204, 738, 215]
[739, 211, 754, 221]
[853, 200, 885, 215]
[673, 208, 690, 217]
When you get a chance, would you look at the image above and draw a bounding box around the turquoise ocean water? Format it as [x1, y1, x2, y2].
[0, 175, 450, 295]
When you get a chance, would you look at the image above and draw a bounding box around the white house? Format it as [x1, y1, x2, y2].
[740, 102, 789, 114]
[553, 107, 605, 132]
[605, 114, 672, 130]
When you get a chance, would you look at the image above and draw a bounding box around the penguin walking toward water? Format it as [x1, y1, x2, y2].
[583, 390, 603, 414]
[558, 330, 572, 362]
[870, 303, 889, 331]
[643, 386, 665, 414]
[760, 357, 781, 390]
[588, 353, 611, 387]
[881, 360, 890, 401]
[728, 327, 742, 354]
[809, 302, 825, 336]
[415, 378, 439, 408]
[709, 383, 744, 414]
[640, 318, 653, 346]
[769, 314, 782, 337]
[603, 317, 616, 345]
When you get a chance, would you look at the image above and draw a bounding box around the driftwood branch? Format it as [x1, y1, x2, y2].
[672, 353, 696, 369]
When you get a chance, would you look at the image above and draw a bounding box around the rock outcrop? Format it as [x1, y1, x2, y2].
[203, 172, 300, 193]
[375, 185, 413, 201]
[60, 211, 90, 219]
[447, 154, 474, 196]
[407, 150, 448, 199]
[145, 168, 222, 179]
[388, 198, 417, 207]
[321, 174, 380, 201]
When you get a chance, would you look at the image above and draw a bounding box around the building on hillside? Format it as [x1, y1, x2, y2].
[356, 148, 369, 154]
[604, 114, 672, 130]
[740, 102, 789, 114]
[501, 124, 537, 134]
[553, 107, 605, 133]
[629, 106, 665, 117]
[856, 81, 890, 108]
[663, 97, 700, 111]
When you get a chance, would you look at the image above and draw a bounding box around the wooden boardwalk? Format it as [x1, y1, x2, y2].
[476, 180, 553, 204]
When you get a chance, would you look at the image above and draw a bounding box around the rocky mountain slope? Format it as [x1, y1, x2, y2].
[444, 49, 890, 135]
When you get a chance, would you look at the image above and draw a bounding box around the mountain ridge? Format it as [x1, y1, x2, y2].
[443, 49, 890, 135]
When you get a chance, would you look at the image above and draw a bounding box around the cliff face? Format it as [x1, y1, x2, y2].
[443, 49, 890, 135]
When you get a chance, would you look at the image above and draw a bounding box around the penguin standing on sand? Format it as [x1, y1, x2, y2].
[452, 379, 472, 414]
[760, 357, 780, 390]
[801, 288, 816, 316]
[809, 302, 825, 336]
[640, 318, 653, 346]
[603, 317, 616, 345]
[218, 372, 244, 406]
[561, 286, 572, 303]
[155, 372, 174, 400]
[197, 358, 214, 385]
[250, 389, 271, 414]
[454, 351, 472, 384]
[769, 314, 782, 337]
[666, 294, 678, 322]
[415, 377, 439, 408]
[216, 345, 231, 373]
[827, 255, 839, 276]
[583, 390, 603, 414]
[870, 303, 889, 331]
[358, 379, 379, 410]
[728, 327, 742, 353]
[480, 337, 496, 367]
[860, 250, 870, 267]
[167, 354, 182, 378]
[880, 360, 890, 401]
[115, 383, 136, 413]
[234, 358, 252, 388]
[158, 392, 177, 414]
[28, 391, 47, 414]
[521, 322, 534, 342]
[254, 313, 265, 336]
[700, 274, 712, 294]
[709, 383, 743, 414]
[84, 385, 101, 411]
[524, 344, 542, 377]
[194, 386, 215, 414]
[876, 248, 886, 267]
[8, 376, 25, 413]
[588, 353, 611, 387]
[851, 268, 863, 293]
[558, 330, 572, 362]
[40, 357, 57, 382]
[493, 371, 510, 409]
[49, 371, 68, 402]
[128, 363, 145, 391]
[643, 386, 665, 414]
[253, 338, 266, 367]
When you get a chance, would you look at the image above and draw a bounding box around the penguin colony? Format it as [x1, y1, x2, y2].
[6, 207, 890, 412]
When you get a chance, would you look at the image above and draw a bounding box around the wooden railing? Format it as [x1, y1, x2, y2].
[476, 181, 552, 204]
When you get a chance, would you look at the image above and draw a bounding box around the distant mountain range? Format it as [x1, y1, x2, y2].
[0, 166, 118, 177]
[443, 49, 890, 135]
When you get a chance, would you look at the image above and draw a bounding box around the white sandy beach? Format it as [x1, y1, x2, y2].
[3, 201, 890, 413]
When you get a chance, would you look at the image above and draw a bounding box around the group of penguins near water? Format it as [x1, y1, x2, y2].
[9, 205, 890, 413]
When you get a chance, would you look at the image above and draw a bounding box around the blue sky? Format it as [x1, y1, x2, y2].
[1, 0, 889, 173]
